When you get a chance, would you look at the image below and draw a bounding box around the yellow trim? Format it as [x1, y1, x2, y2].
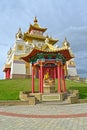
[29, 24, 47, 32]
[24, 33, 58, 45]
[45, 42, 58, 51]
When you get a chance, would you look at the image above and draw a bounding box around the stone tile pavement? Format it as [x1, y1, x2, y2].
[0, 103, 87, 130]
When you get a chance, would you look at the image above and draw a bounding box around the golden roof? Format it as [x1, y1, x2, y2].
[28, 17, 47, 33]
[21, 38, 74, 60]
[23, 33, 58, 45]
[21, 47, 74, 63]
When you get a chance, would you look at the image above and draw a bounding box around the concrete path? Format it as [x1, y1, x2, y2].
[0, 103, 87, 130]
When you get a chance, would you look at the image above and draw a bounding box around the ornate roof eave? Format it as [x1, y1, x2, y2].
[21, 47, 73, 63]
[23, 33, 58, 44]
[29, 24, 47, 33]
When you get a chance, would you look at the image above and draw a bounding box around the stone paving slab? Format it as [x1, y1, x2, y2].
[0, 115, 87, 130]
[0, 103, 87, 115]
[0, 103, 87, 130]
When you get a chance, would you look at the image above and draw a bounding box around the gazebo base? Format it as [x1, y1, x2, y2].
[19, 90, 79, 105]
[42, 93, 67, 102]
[30, 92, 67, 102]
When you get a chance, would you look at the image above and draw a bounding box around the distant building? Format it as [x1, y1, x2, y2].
[3, 17, 78, 79]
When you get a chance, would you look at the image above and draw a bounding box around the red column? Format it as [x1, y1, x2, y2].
[52, 68, 54, 80]
[54, 67, 56, 79]
[40, 62, 43, 93]
[61, 65, 66, 92]
[32, 64, 34, 93]
[52, 68, 54, 79]
[39, 68, 41, 93]
[8, 69, 11, 79]
[61, 65, 63, 92]
[43, 67, 44, 78]
[7, 70, 9, 79]
[57, 63, 61, 93]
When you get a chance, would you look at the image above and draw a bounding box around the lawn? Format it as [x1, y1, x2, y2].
[0, 78, 87, 100]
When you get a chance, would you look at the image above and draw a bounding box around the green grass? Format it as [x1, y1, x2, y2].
[66, 79, 87, 99]
[0, 78, 87, 100]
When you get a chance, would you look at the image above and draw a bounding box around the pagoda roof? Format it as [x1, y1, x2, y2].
[21, 47, 74, 63]
[23, 33, 58, 45]
[29, 24, 47, 33]
[28, 17, 47, 33]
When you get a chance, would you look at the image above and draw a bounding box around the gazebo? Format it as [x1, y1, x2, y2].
[22, 46, 73, 96]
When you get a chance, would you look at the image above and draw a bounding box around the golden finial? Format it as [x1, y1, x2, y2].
[34, 16, 38, 24]
[16, 28, 23, 39]
[62, 37, 70, 48]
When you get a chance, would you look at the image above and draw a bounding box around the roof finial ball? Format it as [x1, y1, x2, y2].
[34, 16, 38, 24]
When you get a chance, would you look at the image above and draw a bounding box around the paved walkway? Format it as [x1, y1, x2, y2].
[0, 103, 87, 130]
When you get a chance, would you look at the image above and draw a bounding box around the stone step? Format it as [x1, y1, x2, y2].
[42, 100, 69, 105]
[42, 94, 60, 102]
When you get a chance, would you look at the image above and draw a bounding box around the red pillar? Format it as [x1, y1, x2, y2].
[7, 70, 9, 79]
[52, 68, 55, 79]
[61, 65, 66, 92]
[43, 67, 44, 78]
[32, 64, 34, 93]
[54, 67, 56, 79]
[39, 68, 41, 93]
[57, 63, 61, 93]
[40, 62, 43, 93]
[51, 68, 54, 79]
[8, 69, 11, 79]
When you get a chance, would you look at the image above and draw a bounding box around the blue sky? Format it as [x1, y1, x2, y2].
[0, 0, 87, 79]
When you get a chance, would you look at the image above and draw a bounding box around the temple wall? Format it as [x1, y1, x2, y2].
[11, 74, 26, 79]
[10, 60, 26, 78]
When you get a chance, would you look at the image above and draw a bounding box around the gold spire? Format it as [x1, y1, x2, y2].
[62, 37, 70, 48]
[34, 16, 38, 24]
[27, 17, 47, 33]
[33, 16, 40, 27]
[16, 28, 23, 39]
